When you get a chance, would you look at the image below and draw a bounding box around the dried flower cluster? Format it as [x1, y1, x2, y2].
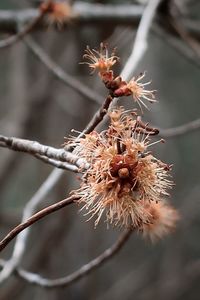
[66, 44, 179, 241]
[70, 108, 178, 240]
[82, 43, 156, 112]
[40, 0, 72, 27]
[83, 43, 119, 75]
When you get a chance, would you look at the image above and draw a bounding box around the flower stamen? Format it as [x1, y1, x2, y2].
[82, 43, 119, 75]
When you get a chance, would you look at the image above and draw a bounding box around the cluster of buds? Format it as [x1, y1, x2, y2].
[65, 44, 179, 241]
[70, 108, 178, 241]
[40, 0, 72, 27]
[83, 43, 156, 112]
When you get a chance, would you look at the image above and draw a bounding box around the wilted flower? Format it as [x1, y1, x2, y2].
[70, 108, 177, 237]
[82, 43, 119, 75]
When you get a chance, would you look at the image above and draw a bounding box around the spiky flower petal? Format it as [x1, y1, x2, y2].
[70, 108, 177, 236]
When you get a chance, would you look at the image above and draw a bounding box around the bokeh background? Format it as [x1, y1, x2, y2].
[0, 0, 200, 299]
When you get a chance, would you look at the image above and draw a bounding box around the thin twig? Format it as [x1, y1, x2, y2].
[0, 2, 153, 285]
[0, 89, 114, 285]
[0, 229, 132, 287]
[0, 134, 89, 170]
[0, 93, 114, 282]
[0, 4, 198, 38]
[160, 117, 200, 138]
[169, 3, 200, 59]
[24, 36, 103, 105]
[105, 0, 163, 116]
[121, 0, 162, 81]
[33, 154, 79, 172]
[0, 168, 64, 282]
[0, 10, 43, 49]
[81, 94, 113, 136]
[0, 4, 159, 280]
[0, 195, 77, 252]
[153, 25, 200, 70]
[171, 18, 200, 59]
[0, 4, 143, 33]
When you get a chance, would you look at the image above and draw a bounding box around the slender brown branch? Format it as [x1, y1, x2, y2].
[24, 36, 103, 105]
[0, 134, 88, 170]
[0, 93, 113, 283]
[159, 117, 200, 138]
[82, 94, 113, 136]
[0, 195, 78, 252]
[0, 168, 64, 283]
[0, 229, 132, 287]
[0, 54, 115, 283]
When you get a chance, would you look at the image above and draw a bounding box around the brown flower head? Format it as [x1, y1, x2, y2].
[40, 1, 72, 27]
[82, 43, 119, 75]
[70, 108, 177, 236]
[141, 201, 179, 241]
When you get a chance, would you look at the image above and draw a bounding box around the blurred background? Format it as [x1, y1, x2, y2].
[0, 0, 200, 299]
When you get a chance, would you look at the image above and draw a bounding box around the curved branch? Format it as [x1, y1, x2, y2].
[0, 229, 132, 288]
[33, 154, 79, 172]
[0, 71, 114, 283]
[160, 118, 200, 138]
[0, 168, 65, 283]
[153, 25, 200, 70]
[0, 11, 43, 49]
[0, 134, 89, 170]
[24, 36, 103, 105]
[81, 94, 113, 136]
[0, 195, 77, 252]
[121, 0, 162, 80]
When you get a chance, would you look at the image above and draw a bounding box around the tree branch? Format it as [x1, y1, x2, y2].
[0, 91, 114, 282]
[34, 154, 79, 171]
[160, 117, 200, 138]
[0, 195, 77, 252]
[0, 10, 43, 48]
[0, 3, 198, 38]
[0, 168, 65, 282]
[153, 25, 200, 70]
[0, 134, 88, 170]
[0, 4, 143, 33]
[81, 94, 113, 136]
[121, 0, 162, 80]
[168, 2, 200, 60]
[24, 36, 103, 105]
[0, 228, 132, 287]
